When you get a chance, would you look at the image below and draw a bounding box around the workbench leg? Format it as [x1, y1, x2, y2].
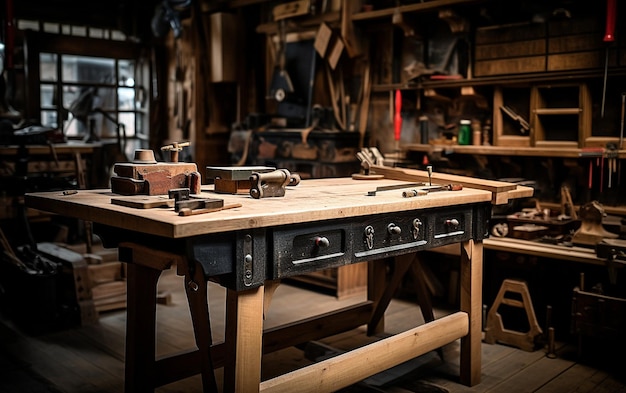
[367, 255, 413, 336]
[223, 286, 264, 393]
[459, 239, 483, 386]
[410, 255, 443, 360]
[367, 259, 388, 335]
[184, 261, 218, 393]
[124, 263, 162, 393]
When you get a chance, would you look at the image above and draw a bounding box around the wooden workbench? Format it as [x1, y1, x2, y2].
[25, 176, 532, 393]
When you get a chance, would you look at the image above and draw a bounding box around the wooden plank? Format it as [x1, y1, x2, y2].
[537, 361, 606, 392]
[483, 237, 604, 266]
[111, 195, 174, 209]
[491, 354, 576, 393]
[88, 262, 124, 284]
[369, 164, 532, 205]
[260, 312, 469, 393]
[474, 56, 546, 77]
[369, 165, 516, 193]
[475, 39, 545, 60]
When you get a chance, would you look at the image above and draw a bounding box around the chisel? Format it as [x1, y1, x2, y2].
[367, 182, 426, 196]
[402, 184, 463, 198]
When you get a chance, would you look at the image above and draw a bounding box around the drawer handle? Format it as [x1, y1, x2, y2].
[412, 218, 422, 240]
[387, 223, 401, 235]
[446, 218, 460, 229]
[315, 236, 330, 248]
[364, 225, 374, 250]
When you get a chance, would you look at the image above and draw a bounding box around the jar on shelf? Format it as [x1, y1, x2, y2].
[472, 119, 482, 145]
[458, 119, 471, 145]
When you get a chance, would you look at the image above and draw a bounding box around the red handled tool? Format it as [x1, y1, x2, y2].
[394, 89, 402, 151]
[601, 0, 617, 117]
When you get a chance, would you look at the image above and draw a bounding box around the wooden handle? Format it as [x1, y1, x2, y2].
[604, 0, 616, 42]
[394, 90, 402, 141]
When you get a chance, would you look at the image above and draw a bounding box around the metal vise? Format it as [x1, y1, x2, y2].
[249, 169, 300, 199]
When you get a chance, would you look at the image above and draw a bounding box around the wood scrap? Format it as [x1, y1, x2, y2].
[111, 196, 174, 209]
[178, 203, 242, 216]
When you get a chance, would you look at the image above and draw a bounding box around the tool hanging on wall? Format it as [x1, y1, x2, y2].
[394, 89, 402, 152]
[601, 0, 616, 118]
[617, 93, 626, 187]
[269, 19, 294, 103]
[606, 143, 618, 189]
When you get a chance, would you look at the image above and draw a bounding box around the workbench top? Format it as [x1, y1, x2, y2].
[24, 177, 521, 239]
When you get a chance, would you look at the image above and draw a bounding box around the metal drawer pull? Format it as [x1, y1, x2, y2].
[314, 236, 330, 247]
[412, 218, 422, 240]
[364, 225, 374, 250]
[446, 218, 460, 229]
[387, 223, 401, 235]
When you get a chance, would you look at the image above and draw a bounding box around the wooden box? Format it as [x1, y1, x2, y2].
[571, 287, 626, 346]
[547, 17, 605, 72]
[474, 22, 546, 77]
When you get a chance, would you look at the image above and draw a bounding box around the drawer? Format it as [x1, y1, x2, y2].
[432, 208, 472, 245]
[273, 222, 352, 278]
[354, 212, 429, 260]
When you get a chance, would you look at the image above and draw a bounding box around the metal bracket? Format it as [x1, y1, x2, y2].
[249, 169, 300, 199]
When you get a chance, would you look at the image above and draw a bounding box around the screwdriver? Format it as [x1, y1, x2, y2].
[601, 0, 616, 118]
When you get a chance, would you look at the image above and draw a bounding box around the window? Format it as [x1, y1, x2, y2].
[23, 29, 151, 158]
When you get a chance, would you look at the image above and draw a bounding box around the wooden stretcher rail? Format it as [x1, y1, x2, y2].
[260, 312, 469, 393]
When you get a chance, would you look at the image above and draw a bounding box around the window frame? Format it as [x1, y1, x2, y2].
[23, 30, 151, 152]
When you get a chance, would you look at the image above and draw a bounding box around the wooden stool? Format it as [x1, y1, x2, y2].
[484, 279, 542, 352]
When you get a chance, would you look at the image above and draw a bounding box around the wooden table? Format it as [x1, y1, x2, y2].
[25, 176, 531, 392]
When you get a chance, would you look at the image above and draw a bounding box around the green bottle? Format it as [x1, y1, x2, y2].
[458, 119, 471, 145]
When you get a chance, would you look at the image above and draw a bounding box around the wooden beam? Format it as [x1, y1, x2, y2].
[260, 312, 469, 392]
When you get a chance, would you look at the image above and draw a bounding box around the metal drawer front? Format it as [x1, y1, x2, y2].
[273, 222, 351, 278]
[354, 212, 428, 260]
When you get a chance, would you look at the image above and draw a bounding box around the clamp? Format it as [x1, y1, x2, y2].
[249, 169, 300, 199]
[161, 141, 190, 163]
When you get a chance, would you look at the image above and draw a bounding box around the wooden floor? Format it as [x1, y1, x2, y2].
[1, 265, 625, 393]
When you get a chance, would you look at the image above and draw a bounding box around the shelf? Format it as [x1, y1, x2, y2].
[402, 143, 626, 159]
[351, 0, 487, 21]
[255, 11, 340, 34]
[371, 69, 626, 93]
[534, 108, 582, 115]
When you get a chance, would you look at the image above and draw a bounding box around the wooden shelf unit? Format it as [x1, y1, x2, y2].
[530, 83, 591, 148]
